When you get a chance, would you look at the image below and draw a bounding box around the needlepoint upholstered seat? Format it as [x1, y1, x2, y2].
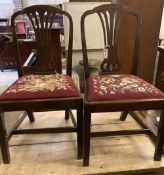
[87, 74, 164, 101]
[0, 74, 80, 100]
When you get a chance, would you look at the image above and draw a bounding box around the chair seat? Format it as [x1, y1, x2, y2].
[86, 74, 164, 101]
[0, 74, 80, 100]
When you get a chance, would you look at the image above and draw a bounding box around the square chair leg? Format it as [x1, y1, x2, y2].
[0, 112, 10, 163]
[77, 106, 83, 159]
[83, 110, 91, 166]
[154, 110, 164, 161]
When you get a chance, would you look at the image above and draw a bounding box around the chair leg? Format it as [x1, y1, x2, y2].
[27, 110, 35, 122]
[120, 111, 128, 121]
[0, 112, 10, 163]
[77, 105, 83, 159]
[83, 109, 91, 166]
[154, 110, 164, 161]
[65, 109, 69, 120]
[0, 61, 4, 72]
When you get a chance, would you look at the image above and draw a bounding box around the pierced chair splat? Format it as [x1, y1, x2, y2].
[0, 5, 83, 164]
[81, 4, 164, 166]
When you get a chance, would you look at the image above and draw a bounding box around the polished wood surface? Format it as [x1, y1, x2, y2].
[116, 0, 164, 83]
[0, 39, 36, 71]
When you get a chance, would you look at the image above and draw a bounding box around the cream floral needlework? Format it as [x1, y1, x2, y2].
[92, 74, 161, 96]
[5, 74, 75, 94]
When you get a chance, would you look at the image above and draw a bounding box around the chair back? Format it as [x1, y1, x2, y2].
[11, 5, 73, 76]
[81, 4, 142, 79]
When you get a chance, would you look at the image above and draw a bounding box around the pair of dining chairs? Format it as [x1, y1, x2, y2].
[0, 4, 164, 167]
